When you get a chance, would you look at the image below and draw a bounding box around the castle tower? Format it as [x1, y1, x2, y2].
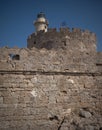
[34, 12, 48, 32]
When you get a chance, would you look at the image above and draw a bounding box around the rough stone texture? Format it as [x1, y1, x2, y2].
[79, 109, 92, 118]
[0, 27, 102, 130]
[0, 74, 102, 130]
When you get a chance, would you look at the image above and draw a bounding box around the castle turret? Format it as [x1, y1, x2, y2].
[34, 12, 48, 32]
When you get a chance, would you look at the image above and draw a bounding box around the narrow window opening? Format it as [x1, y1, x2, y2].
[12, 54, 20, 60]
[9, 54, 20, 60]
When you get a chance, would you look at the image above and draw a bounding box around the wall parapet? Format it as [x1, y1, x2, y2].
[27, 27, 96, 50]
[28, 27, 96, 39]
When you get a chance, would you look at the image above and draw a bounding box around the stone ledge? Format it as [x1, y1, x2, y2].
[0, 70, 102, 76]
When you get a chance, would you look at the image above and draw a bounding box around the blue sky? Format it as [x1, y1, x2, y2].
[0, 0, 102, 51]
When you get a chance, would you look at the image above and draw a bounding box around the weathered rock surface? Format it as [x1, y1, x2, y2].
[79, 109, 92, 118]
[0, 28, 102, 130]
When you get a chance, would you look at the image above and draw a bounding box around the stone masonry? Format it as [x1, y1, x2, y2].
[0, 27, 102, 130]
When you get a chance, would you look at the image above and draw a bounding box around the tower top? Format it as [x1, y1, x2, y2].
[37, 12, 46, 18]
[34, 12, 48, 33]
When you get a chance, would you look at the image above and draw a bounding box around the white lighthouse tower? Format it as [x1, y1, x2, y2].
[34, 12, 48, 33]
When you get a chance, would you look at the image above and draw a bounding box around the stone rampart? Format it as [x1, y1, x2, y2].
[27, 27, 96, 50]
[0, 47, 97, 72]
[0, 70, 102, 130]
[0, 27, 102, 130]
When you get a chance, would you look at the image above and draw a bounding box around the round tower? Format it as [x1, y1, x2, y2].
[34, 12, 48, 32]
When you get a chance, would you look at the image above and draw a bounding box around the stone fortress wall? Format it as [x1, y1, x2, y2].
[27, 27, 96, 50]
[0, 27, 102, 130]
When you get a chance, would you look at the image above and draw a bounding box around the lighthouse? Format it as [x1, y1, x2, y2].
[34, 12, 48, 33]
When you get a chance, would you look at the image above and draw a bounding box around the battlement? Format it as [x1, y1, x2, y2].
[33, 27, 96, 35]
[28, 27, 96, 38]
[27, 27, 96, 50]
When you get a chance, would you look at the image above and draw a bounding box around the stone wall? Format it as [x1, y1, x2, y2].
[27, 28, 96, 51]
[0, 47, 97, 73]
[0, 47, 102, 130]
[0, 72, 102, 130]
[0, 27, 102, 130]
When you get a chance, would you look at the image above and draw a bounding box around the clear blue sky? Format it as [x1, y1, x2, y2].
[0, 0, 102, 51]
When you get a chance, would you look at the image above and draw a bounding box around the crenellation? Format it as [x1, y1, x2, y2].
[83, 29, 91, 34]
[27, 27, 97, 52]
[60, 27, 70, 33]
[81, 29, 93, 40]
[72, 28, 82, 33]
[48, 28, 57, 32]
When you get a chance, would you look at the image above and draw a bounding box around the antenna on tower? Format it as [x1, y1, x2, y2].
[60, 21, 67, 28]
